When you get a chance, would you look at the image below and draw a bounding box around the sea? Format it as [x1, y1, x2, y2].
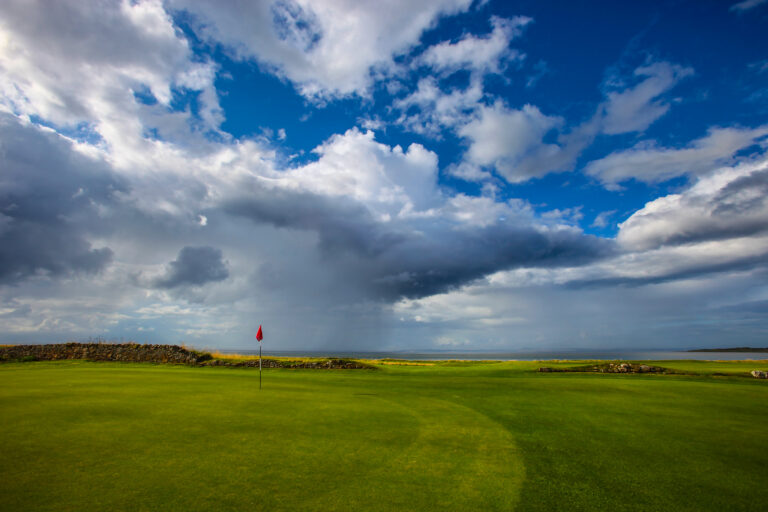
[218, 349, 768, 361]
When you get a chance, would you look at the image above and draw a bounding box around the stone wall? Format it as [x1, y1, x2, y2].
[0, 343, 208, 364]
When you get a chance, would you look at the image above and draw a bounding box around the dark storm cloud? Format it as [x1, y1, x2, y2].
[225, 187, 405, 258]
[373, 223, 612, 299]
[153, 246, 229, 288]
[0, 114, 123, 285]
[224, 188, 613, 300]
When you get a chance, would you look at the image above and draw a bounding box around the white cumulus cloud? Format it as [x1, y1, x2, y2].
[458, 102, 565, 182]
[416, 16, 531, 75]
[170, 0, 474, 98]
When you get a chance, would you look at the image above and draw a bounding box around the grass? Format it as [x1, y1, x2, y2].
[203, 350, 375, 368]
[1, 359, 767, 511]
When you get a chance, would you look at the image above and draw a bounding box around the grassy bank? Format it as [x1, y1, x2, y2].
[1, 360, 767, 511]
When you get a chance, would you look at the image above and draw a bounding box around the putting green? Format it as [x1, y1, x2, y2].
[0, 362, 523, 511]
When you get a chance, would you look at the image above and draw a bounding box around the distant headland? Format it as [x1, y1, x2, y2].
[688, 347, 768, 353]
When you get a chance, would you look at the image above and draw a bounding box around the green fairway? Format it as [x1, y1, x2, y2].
[1, 360, 767, 511]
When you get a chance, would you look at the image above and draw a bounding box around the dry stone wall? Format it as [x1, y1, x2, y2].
[0, 343, 208, 364]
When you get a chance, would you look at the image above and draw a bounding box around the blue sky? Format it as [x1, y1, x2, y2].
[0, 0, 767, 351]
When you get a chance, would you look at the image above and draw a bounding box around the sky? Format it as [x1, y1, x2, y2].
[1, 0, 767, 352]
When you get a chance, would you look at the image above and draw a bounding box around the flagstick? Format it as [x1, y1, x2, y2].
[259, 341, 262, 390]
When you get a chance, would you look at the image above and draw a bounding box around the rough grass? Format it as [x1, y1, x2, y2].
[205, 351, 373, 367]
[1, 359, 767, 511]
[206, 350, 338, 363]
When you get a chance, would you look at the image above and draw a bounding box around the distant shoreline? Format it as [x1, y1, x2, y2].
[688, 347, 768, 353]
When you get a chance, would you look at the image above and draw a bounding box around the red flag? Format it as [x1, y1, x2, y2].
[256, 325, 263, 342]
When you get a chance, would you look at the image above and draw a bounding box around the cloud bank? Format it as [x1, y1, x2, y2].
[1, 0, 767, 351]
